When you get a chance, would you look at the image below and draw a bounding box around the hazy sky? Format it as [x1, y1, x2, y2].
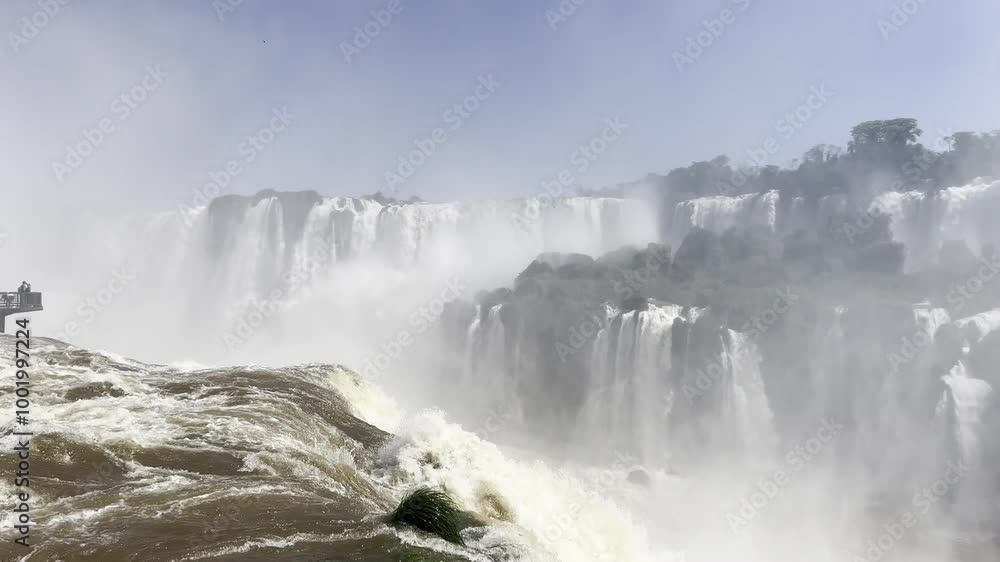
[2, 0, 999, 210]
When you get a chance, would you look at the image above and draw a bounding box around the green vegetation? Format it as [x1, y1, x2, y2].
[633, 118, 998, 201]
[390, 487, 465, 546]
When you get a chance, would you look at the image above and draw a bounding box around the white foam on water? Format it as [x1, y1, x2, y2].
[378, 409, 670, 562]
[308, 363, 404, 431]
[955, 307, 1000, 347]
[914, 307, 953, 340]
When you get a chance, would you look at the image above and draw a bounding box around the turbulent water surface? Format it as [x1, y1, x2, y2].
[0, 337, 666, 562]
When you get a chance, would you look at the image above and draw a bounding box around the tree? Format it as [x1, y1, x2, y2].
[944, 131, 995, 182]
[803, 144, 842, 165]
[846, 118, 930, 189]
[848, 118, 922, 153]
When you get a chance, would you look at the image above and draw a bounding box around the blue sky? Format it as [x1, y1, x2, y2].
[2, 0, 1000, 211]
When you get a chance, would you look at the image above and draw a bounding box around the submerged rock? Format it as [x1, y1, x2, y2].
[64, 382, 127, 401]
[627, 468, 652, 487]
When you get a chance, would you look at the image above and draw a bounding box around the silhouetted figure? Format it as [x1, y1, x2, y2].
[2, 282, 41, 332]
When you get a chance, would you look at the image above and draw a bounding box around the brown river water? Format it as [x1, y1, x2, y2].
[0, 337, 544, 561]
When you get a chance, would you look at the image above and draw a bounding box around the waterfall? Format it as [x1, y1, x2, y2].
[724, 329, 777, 455]
[143, 193, 659, 289]
[124, 192, 660, 343]
[870, 178, 1000, 270]
[585, 304, 683, 462]
[462, 304, 522, 424]
[578, 309, 778, 462]
[292, 196, 382, 269]
[807, 306, 846, 416]
[666, 190, 779, 244]
[943, 361, 994, 466]
[130, 179, 1000, 323]
[229, 197, 286, 302]
[108, 185, 1000, 475]
[375, 202, 463, 266]
[463, 306, 483, 381]
[657, 179, 1000, 271]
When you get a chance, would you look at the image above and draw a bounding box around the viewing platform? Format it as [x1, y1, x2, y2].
[0, 292, 43, 333]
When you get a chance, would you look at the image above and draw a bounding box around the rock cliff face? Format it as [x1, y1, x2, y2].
[445, 226, 1000, 525]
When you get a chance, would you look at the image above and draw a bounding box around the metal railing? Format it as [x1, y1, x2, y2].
[0, 292, 42, 310]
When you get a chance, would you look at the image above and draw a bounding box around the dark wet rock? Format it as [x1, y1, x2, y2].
[620, 295, 649, 313]
[627, 468, 652, 486]
[64, 382, 127, 401]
